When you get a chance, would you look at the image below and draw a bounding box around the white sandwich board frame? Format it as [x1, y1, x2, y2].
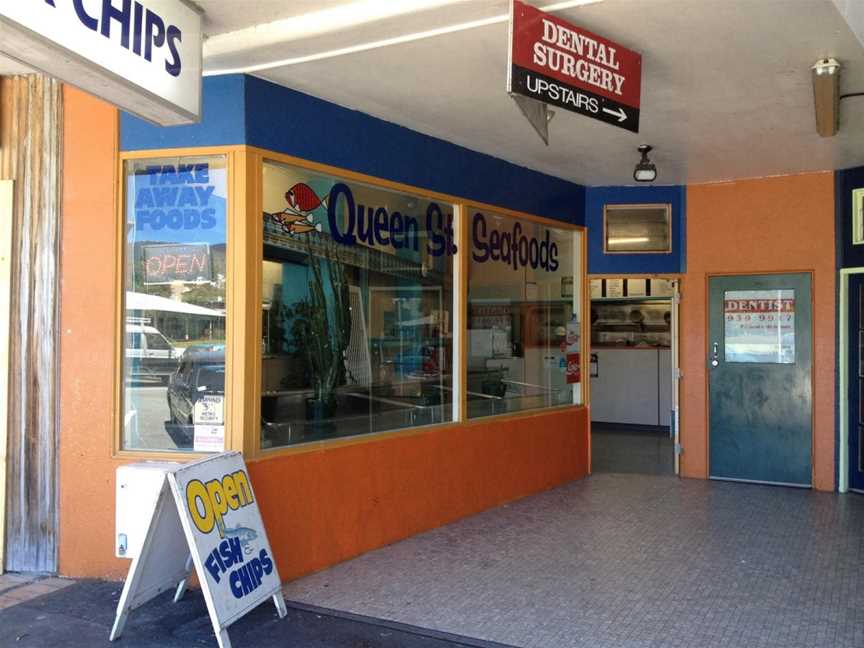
[110, 452, 287, 648]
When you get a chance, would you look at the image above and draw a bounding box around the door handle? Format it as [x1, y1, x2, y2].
[711, 342, 719, 367]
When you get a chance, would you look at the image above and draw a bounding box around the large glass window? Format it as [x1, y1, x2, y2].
[261, 161, 455, 448]
[122, 156, 228, 452]
[467, 209, 582, 418]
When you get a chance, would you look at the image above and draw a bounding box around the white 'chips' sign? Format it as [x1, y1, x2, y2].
[0, 0, 202, 125]
[110, 453, 287, 648]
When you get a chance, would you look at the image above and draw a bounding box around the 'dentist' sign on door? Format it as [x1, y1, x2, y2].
[508, 0, 642, 132]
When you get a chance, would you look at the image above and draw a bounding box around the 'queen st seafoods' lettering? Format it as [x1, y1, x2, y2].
[472, 212, 559, 272]
[321, 183, 560, 272]
[326, 183, 457, 257]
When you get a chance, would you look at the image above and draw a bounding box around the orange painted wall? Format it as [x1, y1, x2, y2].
[250, 407, 589, 582]
[57, 87, 590, 579]
[680, 173, 836, 491]
[58, 86, 128, 578]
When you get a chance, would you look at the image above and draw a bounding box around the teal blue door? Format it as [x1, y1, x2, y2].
[847, 274, 864, 492]
[708, 273, 812, 486]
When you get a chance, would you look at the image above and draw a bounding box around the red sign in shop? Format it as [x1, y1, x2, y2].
[566, 352, 581, 384]
[143, 243, 211, 285]
[508, 0, 642, 132]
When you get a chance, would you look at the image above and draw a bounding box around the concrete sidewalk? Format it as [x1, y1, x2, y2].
[0, 578, 510, 648]
[0, 572, 75, 610]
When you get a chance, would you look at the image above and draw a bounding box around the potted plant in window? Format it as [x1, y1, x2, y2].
[285, 234, 352, 425]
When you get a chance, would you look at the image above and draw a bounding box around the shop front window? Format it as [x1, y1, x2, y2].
[122, 155, 228, 452]
[467, 209, 582, 418]
[261, 161, 455, 448]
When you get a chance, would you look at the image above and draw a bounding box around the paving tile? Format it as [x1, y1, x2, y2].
[38, 577, 74, 591]
[0, 573, 34, 588]
[0, 595, 21, 609]
[284, 473, 864, 648]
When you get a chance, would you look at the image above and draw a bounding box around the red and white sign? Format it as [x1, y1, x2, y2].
[566, 353, 581, 384]
[507, 0, 642, 132]
[723, 290, 796, 364]
[565, 315, 581, 384]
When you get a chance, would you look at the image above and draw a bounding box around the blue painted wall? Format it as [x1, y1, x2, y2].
[121, 75, 247, 150]
[584, 185, 686, 275]
[835, 165, 864, 490]
[835, 165, 864, 269]
[122, 75, 585, 225]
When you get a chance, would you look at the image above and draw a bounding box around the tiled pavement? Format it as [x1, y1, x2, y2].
[0, 573, 74, 610]
[3, 475, 864, 647]
[283, 473, 864, 648]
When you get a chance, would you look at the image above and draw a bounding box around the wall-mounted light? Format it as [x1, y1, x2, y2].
[812, 57, 841, 137]
[633, 144, 657, 183]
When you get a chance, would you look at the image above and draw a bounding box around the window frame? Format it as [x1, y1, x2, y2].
[462, 203, 587, 422]
[603, 203, 672, 255]
[114, 146, 244, 460]
[114, 145, 588, 461]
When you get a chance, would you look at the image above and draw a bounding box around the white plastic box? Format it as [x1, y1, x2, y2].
[115, 462, 183, 559]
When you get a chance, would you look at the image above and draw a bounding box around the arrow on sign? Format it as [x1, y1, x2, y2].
[602, 106, 628, 123]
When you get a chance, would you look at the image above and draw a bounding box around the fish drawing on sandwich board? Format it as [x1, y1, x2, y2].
[265, 182, 326, 236]
[223, 526, 258, 555]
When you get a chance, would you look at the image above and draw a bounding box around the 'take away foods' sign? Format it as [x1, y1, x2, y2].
[508, 0, 642, 132]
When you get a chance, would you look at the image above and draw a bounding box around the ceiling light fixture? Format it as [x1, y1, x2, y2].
[812, 57, 841, 137]
[633, 144, 657, 183]
[608, 237, 651, 246]
[204, 0, 605, 76]
[204, 0, 469, 59]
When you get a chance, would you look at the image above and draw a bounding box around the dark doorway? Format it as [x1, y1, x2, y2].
[591, 423, 674, 475]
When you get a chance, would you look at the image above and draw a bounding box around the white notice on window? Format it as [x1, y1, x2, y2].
[724, 290, 795, 363]
[193, 395, 224, 425]
[193, 425, 225, 453]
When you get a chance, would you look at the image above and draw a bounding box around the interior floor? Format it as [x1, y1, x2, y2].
[591, 422, 674, 476]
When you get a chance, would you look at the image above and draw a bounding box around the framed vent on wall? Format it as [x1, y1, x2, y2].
[604, 203, 672, 254]
[853, 188, 864, 245]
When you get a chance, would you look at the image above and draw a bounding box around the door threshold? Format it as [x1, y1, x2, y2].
[850, 488, 864, 495]
[709, 476, 811, 488]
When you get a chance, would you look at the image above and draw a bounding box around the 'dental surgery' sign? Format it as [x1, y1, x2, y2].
[508, 0, 642, 132]
[110, 453, 286, 648]
[0, 0, 202, 125]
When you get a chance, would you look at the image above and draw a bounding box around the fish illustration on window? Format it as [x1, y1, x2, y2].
[265, 182, 326, 236]
[223, 526, 258, 555]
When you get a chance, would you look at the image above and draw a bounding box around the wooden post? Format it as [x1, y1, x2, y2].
[0, 179, 12, 574]
[0, 75, 63, 573]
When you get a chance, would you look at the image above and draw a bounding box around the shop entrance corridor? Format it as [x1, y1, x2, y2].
[281, 474, 863, 648]
[591, 423, 675, 476]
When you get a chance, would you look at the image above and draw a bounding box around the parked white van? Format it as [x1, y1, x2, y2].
[125, 323, 182, 383]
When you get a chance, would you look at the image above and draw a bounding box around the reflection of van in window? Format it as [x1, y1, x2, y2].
[126, 324, 181, 383]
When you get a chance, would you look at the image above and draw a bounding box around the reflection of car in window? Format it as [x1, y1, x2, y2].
[125, 323, 181, 384]
[167, 346, 225, 426]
